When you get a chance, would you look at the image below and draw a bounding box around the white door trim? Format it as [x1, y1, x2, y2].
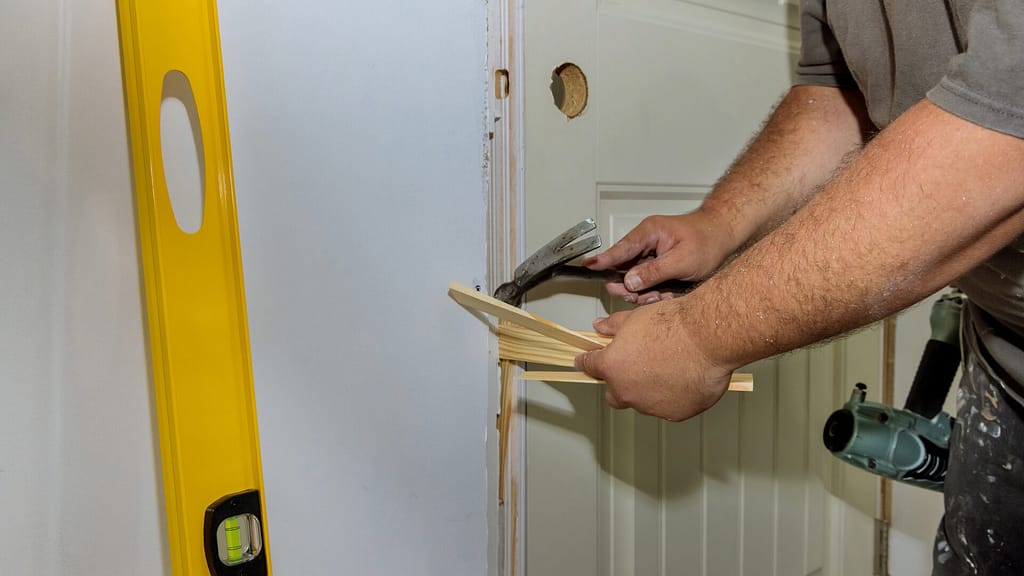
[486, 0, 526, 573]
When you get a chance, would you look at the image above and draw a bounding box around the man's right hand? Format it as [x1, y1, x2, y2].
[583, 210, 739, 304]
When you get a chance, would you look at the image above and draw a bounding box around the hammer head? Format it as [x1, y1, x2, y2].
[493, 218, 602, 306]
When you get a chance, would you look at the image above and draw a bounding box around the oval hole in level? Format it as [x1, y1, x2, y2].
[160, 70, 205, 234]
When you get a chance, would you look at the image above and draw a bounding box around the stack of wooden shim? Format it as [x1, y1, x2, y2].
[499, 322, 609, 367]
[449, 281, 753, 392]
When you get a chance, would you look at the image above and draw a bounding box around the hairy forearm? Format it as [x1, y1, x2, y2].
[689, 100, 1024, 370]
[701, 85, 873, 252]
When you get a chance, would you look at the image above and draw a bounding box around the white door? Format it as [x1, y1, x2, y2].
[520, 1, 881, 574]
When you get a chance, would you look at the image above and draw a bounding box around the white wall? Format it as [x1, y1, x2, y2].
[56, 2, 167, 573]
[219, 1, 490, 573]
[1, 1, 63, 574]
[1, 1, 491, 574]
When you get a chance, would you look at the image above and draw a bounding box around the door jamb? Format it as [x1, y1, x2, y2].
[486, 0, 525, 574]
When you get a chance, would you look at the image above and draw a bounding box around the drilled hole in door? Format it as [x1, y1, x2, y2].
[550, 62, 588, 119]
[160, 70, 205, 234]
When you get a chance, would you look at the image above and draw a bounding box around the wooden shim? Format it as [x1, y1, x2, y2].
[520, 371, 600, 383]
[730, 372, 754, 392]
[449, 281, 604, 351]
[498, 359, 514, 504]
[500, 323, 610, 346]
[520, 370, 755, 392]
[488, 299, 754, 391]
[499, 323, 609, 367]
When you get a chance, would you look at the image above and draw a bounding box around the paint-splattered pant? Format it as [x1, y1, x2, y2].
[933, 310, 1024, 575]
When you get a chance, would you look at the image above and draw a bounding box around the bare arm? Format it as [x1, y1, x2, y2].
[577, 100, 1024, 421]
[702, 84, 873, 248]
[586, 85, 872, 299]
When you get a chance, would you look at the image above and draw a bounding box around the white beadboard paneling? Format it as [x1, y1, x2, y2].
[633, 414, 662, 575]
[662, 417, 704, 573]
[806, 345, 835, 574]
[740, 359, 779, 573]
[776, 352, 811, 576]
[703, 392, 743, 575]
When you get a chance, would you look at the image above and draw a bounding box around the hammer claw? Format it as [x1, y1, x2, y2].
[513, 218, 601, 284]
[492, 217, 697, 306]
[493, 218, 604, 306]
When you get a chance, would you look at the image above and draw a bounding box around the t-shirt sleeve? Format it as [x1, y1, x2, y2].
[794, 0, 856, 88]
[928, 1, 1024, 138]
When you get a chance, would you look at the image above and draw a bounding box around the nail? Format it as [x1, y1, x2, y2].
[624, 273, 642, 292]
[642, 295, 659, 305]
[623, 293, 637, 304]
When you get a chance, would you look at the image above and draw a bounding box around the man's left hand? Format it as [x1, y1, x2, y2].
[574, 300, 733, 421]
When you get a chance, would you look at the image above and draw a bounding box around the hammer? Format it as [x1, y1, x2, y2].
[493, 218, 696, 306]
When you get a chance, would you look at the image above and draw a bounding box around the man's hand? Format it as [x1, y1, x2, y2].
[574, 300, 734, 421]
[583, 210, 737, 305]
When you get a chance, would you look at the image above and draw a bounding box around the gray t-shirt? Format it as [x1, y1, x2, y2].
[795, 0, 1024, 398]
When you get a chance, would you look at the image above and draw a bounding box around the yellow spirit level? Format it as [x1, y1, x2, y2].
[115, 1, 272, 574]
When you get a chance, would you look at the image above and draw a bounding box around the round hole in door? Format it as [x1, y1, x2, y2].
[160, 70, 205, 234]
[550, 62, 588, 119]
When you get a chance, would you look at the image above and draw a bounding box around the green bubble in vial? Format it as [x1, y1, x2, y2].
[224, 516, 243, 563]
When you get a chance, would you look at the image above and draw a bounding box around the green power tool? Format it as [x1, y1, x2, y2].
[823, 291, 965, 491]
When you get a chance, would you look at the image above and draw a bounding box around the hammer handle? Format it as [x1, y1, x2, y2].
[554, 265, 697, 295]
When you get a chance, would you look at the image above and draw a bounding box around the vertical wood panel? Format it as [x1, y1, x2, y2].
[608, 408, 636, 576]
[838, 328, 883, 576]
[703, 393, 742, 575]
[662, 417, 703, 574]
[740, 359, 779, 574]
[776, 351, 811, 575]
[805, 345, 835, 574]
[634, 415, 662, 575]
[527, 384, 603, 576]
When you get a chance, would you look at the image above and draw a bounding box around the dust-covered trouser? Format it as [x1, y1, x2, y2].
[933, 304, 1024, 575]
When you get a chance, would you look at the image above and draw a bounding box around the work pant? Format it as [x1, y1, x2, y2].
[933, 307, 1024, 575]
